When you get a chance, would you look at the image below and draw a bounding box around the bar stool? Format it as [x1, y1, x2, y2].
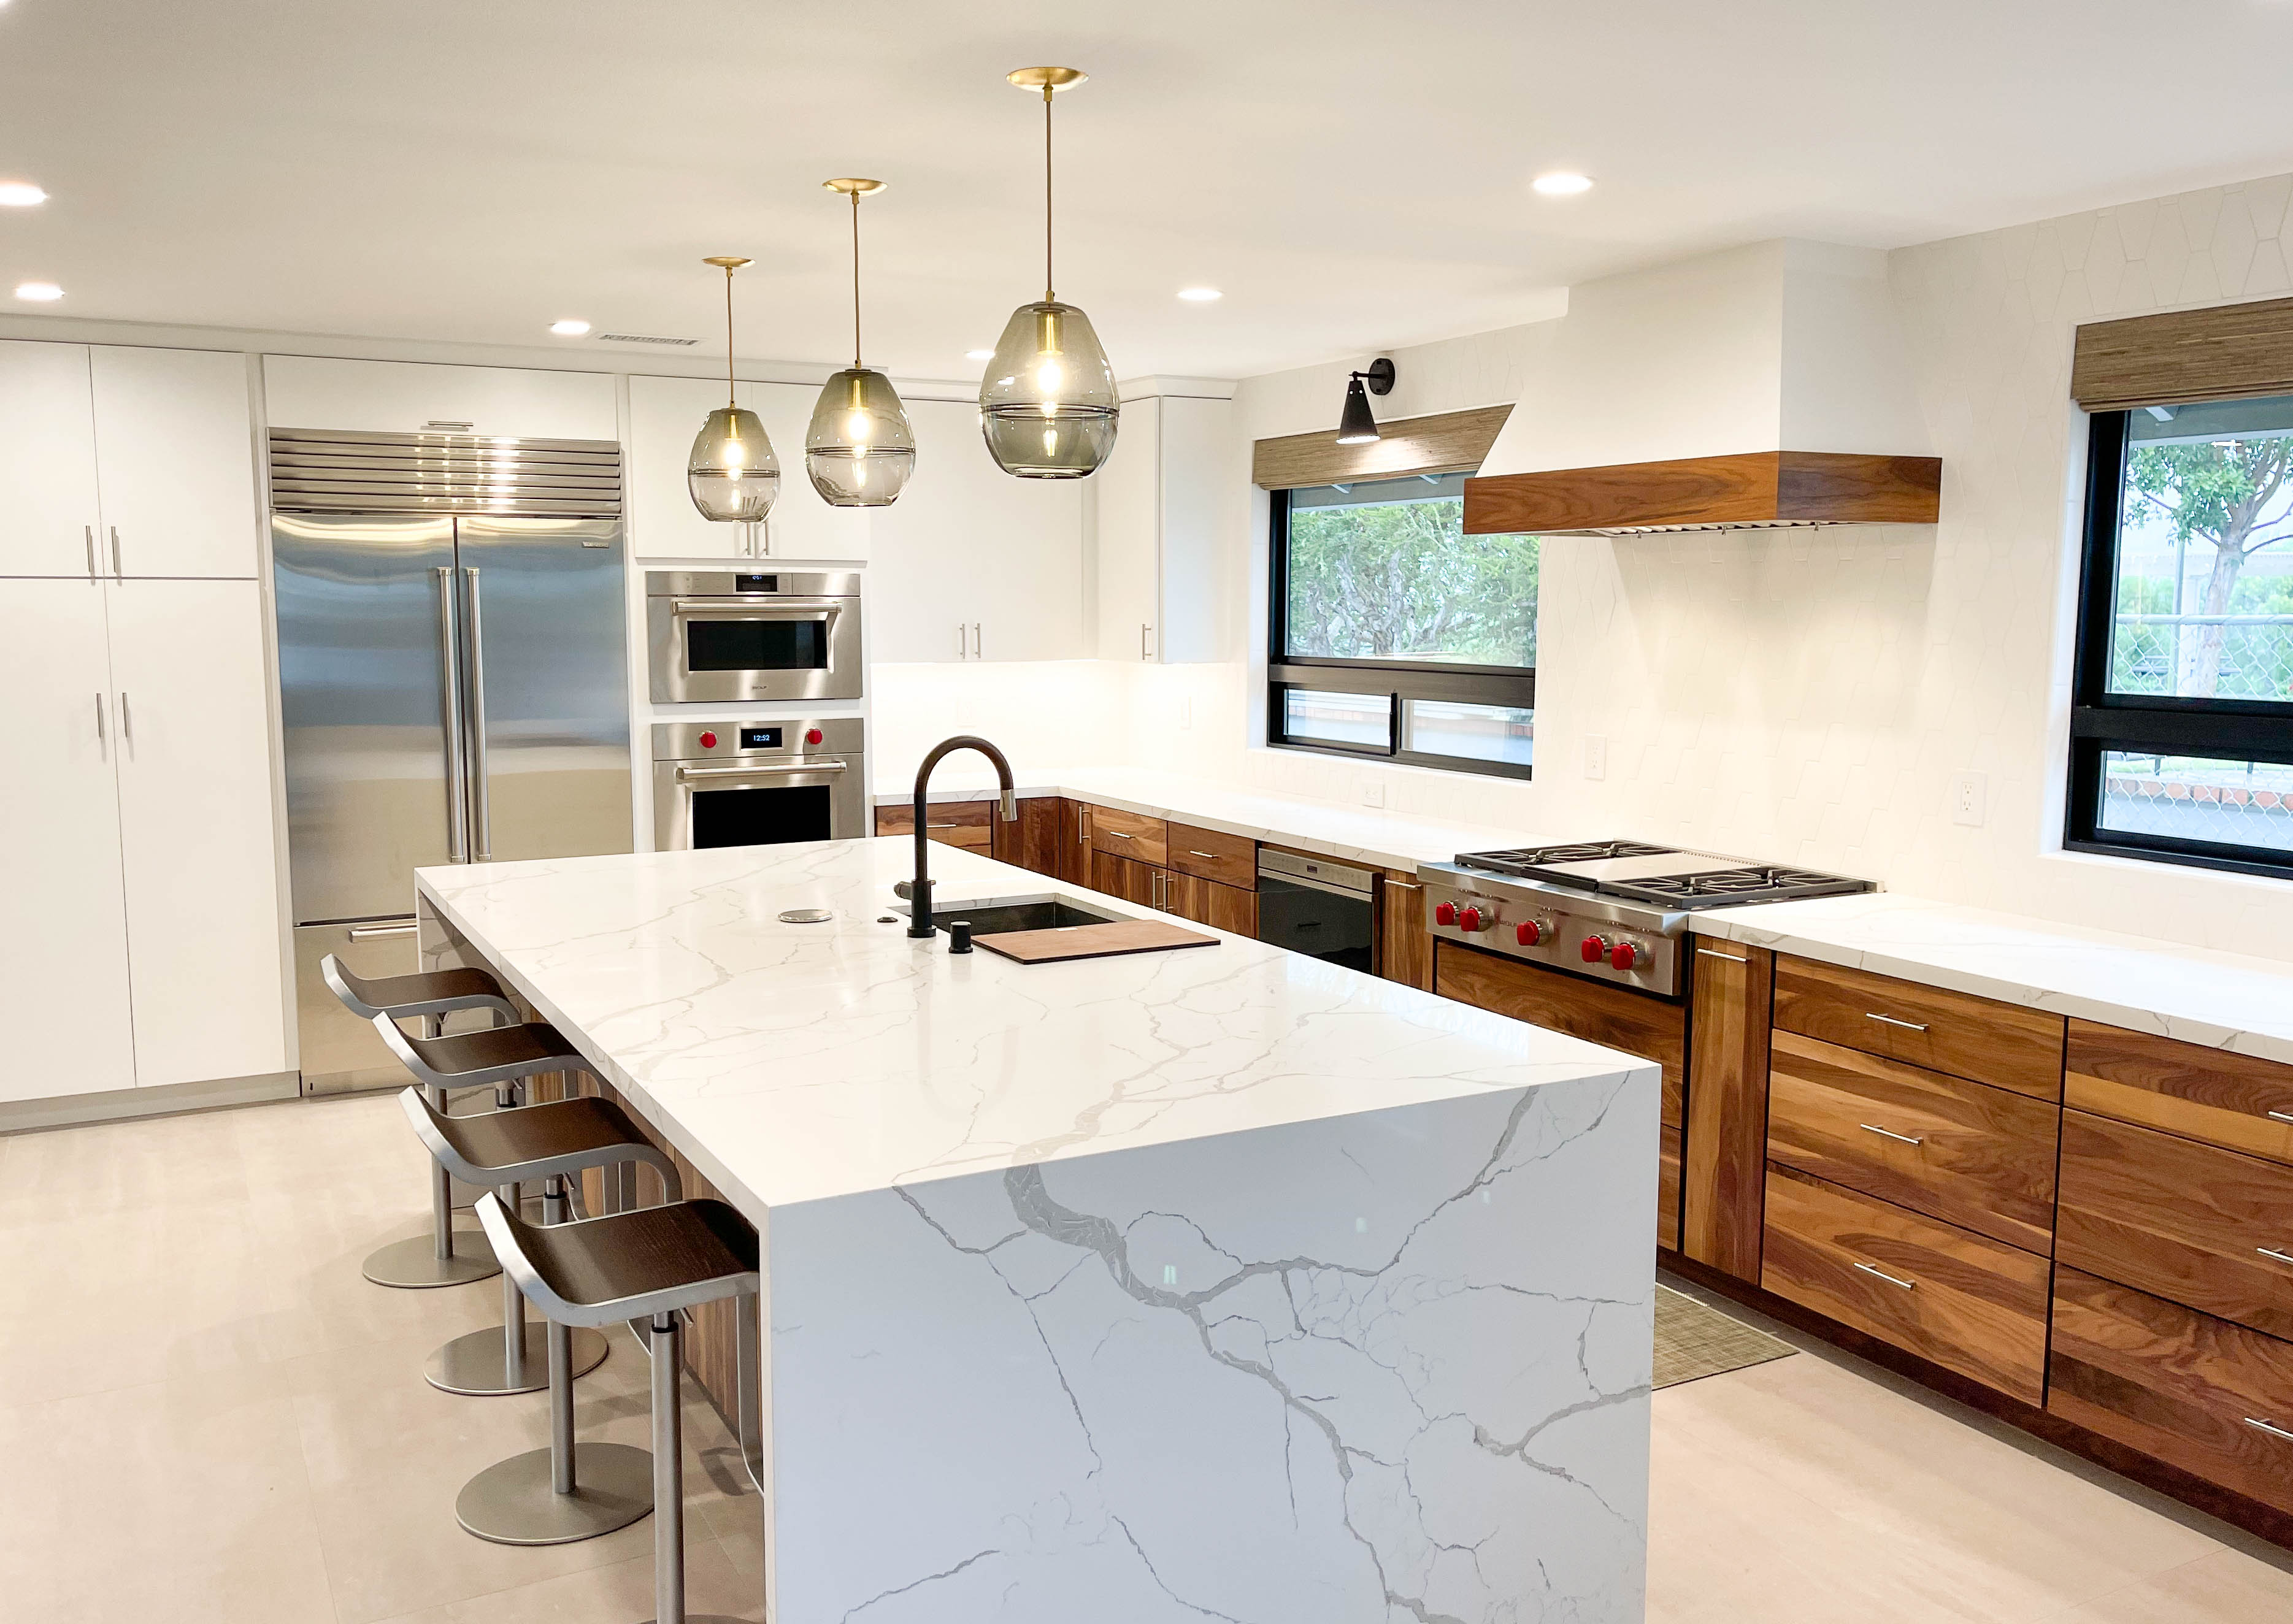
[376, 1014, 616, 1397]
[476, 1189, 760, 1624]
[401, 1087, 677, 1545]
[323, 954, 521, 1289]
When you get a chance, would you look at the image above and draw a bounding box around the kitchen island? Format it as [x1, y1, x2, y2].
[415, 836, 1660, 1623]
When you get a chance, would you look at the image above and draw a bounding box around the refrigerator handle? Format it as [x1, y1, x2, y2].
[436, 566, 470, 863]
[463, 565, 491, 860]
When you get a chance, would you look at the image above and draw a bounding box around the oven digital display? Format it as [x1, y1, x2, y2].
[739, 726, 783, 750]
[734, 573, 778, 592]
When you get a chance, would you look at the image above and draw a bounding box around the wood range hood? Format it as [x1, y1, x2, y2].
[1462, 240, 1943, 537]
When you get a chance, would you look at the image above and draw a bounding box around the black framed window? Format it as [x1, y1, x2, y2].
[1269, 473, 1537, 779]
[2067, 396, 2293, 878]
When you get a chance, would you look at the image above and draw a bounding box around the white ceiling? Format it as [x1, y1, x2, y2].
[7, 0, 2293, 383]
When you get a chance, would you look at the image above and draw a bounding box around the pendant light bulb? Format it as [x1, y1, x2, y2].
[978, 66, 1118, 479]
[806, 178, 916, 508]
[687, 256, 781, 523]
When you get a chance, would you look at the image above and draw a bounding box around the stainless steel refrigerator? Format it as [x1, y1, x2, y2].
[271, 430, 633, 1089]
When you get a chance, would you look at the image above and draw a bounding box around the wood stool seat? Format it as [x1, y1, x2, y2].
[383, 1021, 586, 1091]
[322, 959, 518, 1024]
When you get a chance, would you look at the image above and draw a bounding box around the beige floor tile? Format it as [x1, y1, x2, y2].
[2043, 1547, 2293, 1623]
[367, 1533, 762, 1623]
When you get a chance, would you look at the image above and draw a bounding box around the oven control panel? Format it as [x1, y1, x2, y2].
[1421, 879, 1681, 995]
[650, 717, 864, 764]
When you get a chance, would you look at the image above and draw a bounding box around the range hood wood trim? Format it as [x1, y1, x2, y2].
[1462, 451, 1942, 534]
[1251, 404, 1513, 489]
[2072, 294, 2293, 411]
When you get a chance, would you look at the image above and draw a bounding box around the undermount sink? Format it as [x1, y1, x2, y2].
[897, 896, 1121, 936]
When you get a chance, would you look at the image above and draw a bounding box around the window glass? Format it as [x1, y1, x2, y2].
[2095, 751, 2293, 854]
[1284, 475, 1538, 668]
[1404, 699, 1535, 766]
[1278, 688, 1392, 752]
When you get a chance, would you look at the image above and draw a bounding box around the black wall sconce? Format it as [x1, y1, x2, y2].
[1335, 357, 1396, 445]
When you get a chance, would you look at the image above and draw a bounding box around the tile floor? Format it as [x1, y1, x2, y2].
[6, 1091, 2292, 1622]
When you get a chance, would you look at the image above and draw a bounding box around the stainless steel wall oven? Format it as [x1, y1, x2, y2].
[645, 570, 863, 704]
[651, 718, 866, 851]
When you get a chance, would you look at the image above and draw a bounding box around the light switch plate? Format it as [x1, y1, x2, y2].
[1951, 771, 1987, 827]
[1360, 779, 1386, 808]
[1584, 735, 1608, 781]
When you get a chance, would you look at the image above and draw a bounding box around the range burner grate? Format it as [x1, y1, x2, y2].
[1605, 867, 1873, 908]
[1458, 840, 1675, 875]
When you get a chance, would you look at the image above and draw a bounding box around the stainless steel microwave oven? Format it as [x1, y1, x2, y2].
[645, 570, 863, 704]
[651, 718, 867, 851]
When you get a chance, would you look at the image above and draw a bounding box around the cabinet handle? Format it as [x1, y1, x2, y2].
[2245, 1417, 2293, 1444]
[956, 623, 967, 659]
[1859, 1123, 1925, 1147]
[2267, 1111, 2293, 1126]
[1187, 850, 1219, 859]
[1140, 622, 1152, 659]
[93, 691, 106, 749]
[1385, 879, 1421, 891]
[1865, 1012, 1929, 1032]
[1106, 830, 1132, 840]
[972, 622, 983, 659]
[2257, 1247, 2293, 1268]
[85, 525, 97, 580]
[1852, 1262, 1916, 1291]
[110, 526, 123, 580]
[348, 922, 421, 940]
[463, 567, 491, 860]
[117, 691, 131, 748]
[1697, 948, 1749, 963]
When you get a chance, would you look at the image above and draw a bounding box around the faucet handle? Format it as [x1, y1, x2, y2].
[892, 879, 915, 900]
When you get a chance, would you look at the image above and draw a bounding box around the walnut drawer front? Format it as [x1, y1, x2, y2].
[1084, 804, 1169, 868]
[2049, 1266, 2293, 1518]
[1761, 1164, 2051, 1404]
[2065, 1020, 2293, 1168]
[1767, 1030, 2061, 1254]
[1167, 822, 1255, 889]
[2057, 1109, 2293, 1342]
[874, 800, 993, 850]
[1772, 956, 2064, 1101]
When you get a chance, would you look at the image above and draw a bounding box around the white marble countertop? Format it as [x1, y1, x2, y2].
[1696, 891, 2293, 1065]
[875, 764, 1530, 871]
[415, 837, 1656, 1214]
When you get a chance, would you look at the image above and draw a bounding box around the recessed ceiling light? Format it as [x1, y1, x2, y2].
[0, 182, 47, 207]
[14, 281, 63, 302]
[549, 319, 591, 337]
[966, 348, 995, 361]
[1177, 286, 1222, 302]
[1531, 171, 1594, 196]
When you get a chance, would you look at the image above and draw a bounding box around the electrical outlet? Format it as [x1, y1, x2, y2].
[1951, 771, 1988, 827]
[1179, 697, 1193, 730]
[1360, 779, 1386, 809]
[1584, 735, 1608, 781]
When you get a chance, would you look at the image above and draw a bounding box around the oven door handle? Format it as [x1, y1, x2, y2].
[669, 597, 845, 621]
[674, 760, 849, 781]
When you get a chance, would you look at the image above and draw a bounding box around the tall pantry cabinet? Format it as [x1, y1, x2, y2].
[0, 340, 287, 1102]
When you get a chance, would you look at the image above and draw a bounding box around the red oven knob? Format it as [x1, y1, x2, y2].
[1609, 940, 1640, 971]
[1580, 934, 1608, 963]
[698, 730, 718, 749]
[1434, 902, 1457, 927]
[1458, 906, 1485, 932]
[1516, 919, 1542, 947]
[805, 727, 823, 745]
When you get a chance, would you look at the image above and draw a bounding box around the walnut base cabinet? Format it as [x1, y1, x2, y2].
[874, 800, 992, 852]
[1683, 939, 1773, 1281]
[1377, 871, 1433, 992]
[992, 795, 1066, 878]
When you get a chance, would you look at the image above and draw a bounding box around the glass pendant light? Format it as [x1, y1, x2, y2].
[686, 255, 780, 523]
[978, 66, 1118, 479]
[806, 179, 916, 507]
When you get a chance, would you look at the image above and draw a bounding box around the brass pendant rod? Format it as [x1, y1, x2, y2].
[850, 189, 864, 370]
[722, 265, 737, 408]
[1042, 84, 1055, 304]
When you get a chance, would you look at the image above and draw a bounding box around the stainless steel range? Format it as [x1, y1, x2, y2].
[1418, 840, 1874, 997]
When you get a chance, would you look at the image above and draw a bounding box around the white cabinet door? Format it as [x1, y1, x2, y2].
[0, 341, 101, 578]
[1094, 396, 1161, 661]
[626, 375, 869, 562]
[0, 580, 137, 1100]
[262, 355, 618, 440]
[1154, 393, 1236, 664]
[870, 396, 1085, 663]
[90, 346, 260, 579]
[107, 578, 289, 1087]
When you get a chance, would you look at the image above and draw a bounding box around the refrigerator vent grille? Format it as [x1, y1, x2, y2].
[267, 428, 624, 517]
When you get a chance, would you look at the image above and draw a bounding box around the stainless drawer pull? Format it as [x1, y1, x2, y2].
[1385, 879, 1422, 891]
[2268, 1110, 2293, 1126]
[2245, 1417, 2293, 1444]
[2257, 1247, 2293, 1268]
[926, 823, 965, 830]
[348, 922, 421, 940]
[1859, 1123, 1926, 1147]
[1865, 1012, 1930, 1032]
[676, 761, 847, 781]
[1106, 830, 1132, 839]
[1186, 850, 1219, 859]
[1853, 1262, 1916, 1291]
[1697, 948, 1749, 963]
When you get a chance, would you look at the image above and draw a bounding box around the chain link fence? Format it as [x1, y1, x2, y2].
[2111, 613, 2293, 702]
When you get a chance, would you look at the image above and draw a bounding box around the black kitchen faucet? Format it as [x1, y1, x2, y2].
[905, 735, 1018, 940]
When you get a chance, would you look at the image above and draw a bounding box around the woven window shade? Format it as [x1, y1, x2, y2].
[2072, 294, 2293, 411]
[1250, 404, 1512, 489]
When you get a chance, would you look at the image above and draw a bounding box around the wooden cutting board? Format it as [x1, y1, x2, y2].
[974, 919, 1219, 964]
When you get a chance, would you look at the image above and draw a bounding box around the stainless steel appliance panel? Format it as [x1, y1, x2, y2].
[292, 919, 492, 1093]
[274, 513, 461, 924]
[651, 717, 866, 851]
[456, 517, 633, 864]
[1255, 849, 1375, 971]
[645, 570, 863, 704]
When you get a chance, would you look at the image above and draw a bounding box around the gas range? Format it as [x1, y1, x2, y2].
[1416, 840, 1874, 995]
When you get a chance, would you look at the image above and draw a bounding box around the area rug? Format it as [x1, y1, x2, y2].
[1653, 1284, 1797, 1390]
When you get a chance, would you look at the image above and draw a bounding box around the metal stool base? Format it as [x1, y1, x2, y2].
[425, 1323, 609, 1396]
[455, 1441, 653, 1545]
[361, 1230, 501, 1289]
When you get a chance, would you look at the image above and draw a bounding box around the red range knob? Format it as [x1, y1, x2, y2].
[1434, 902, 1457, 927]
[805, 727, 823, 745]
[1609, 940, 1640, 971]
[1516, 919, 1542, 947]
[1458, 906, 1485, 932]
[698, 730, 718, 749]
[1580, 934, 1608, 963]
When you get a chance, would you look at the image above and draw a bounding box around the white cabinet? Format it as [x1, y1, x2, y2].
[0, 580, 137, 1101]
[869, 396, 1086, 663]
[91, 347, 260, 579]
[626, 374, 869, 562]
[0, 577, 286, 1101]
[1094, 390, 1236, 663]
[0, 342, 101, 577]
[261, 355, 618, 440]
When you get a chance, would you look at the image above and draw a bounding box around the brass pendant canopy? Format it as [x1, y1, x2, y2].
[980, 66, 1118, 480]
[688, 256, 780, 523]
[806, 179, 916, 507]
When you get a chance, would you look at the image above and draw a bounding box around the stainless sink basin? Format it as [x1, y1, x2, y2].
[897, 895, 1122, 936]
